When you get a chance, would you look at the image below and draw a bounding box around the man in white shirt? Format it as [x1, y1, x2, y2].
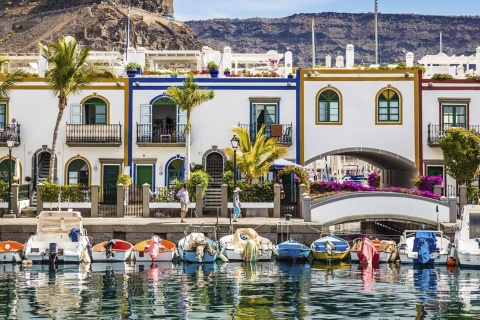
[176, 184, 189, 223]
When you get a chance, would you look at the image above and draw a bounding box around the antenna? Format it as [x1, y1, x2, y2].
[374, 0, 378, 64]
[440, 31, 443, 53]
[312, 18, 316, 68]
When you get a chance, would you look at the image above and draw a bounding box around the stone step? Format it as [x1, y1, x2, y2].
[20, 206, 37, 217]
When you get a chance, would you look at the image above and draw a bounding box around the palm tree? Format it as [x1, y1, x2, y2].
[166, 73, 214, 180]
[225, 125, 289, 183]
[39, 36, 114, 182]
[0, 57, 27, 99]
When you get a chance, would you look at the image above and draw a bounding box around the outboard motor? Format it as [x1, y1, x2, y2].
[86, 244, 93, 261]
[104, 239, 116, 259]
[49, 243, 58, 264]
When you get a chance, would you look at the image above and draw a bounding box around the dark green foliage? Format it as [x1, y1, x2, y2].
[191, 163, 204, 172]
[39, 182, 93, 202]
[432, 73, 454, 80]
[187, 170, 210, 201]
[439, 127, 480, 186]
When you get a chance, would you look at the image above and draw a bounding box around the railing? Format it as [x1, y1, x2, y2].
[66, 123, 122, 145]
[237, 123, 293, 145]
[136, 123, 187, 144]
[427, 124, 480, 145]
[0, 123, 21, 144]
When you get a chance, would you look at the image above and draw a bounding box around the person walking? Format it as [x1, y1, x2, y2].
[232, 187, 241, 222]
[177, 184, 190, 223]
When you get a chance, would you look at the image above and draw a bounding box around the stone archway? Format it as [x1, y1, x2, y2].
[202, 146, 226, 188]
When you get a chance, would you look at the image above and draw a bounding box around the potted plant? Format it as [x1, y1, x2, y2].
[126, 62, 141, 77]
[224, 67, 231, 76]
[170, 68, 178, 78]
[207, 61, 219, 78]
[288, 73, 294, 79]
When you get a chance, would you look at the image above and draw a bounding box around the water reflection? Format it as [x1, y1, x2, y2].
[1, 262, 480, 318]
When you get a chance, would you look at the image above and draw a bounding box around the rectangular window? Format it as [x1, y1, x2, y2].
[70, 104, 82, 124]
[442, 104, 466, 128]
[95, 105, 107, 124]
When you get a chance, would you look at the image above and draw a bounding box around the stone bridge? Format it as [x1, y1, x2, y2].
[303, 192, 457, 226]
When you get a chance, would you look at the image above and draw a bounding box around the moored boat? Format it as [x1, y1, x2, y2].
[397, 228, 450, 265]
[275, 238, 310, 261]
[177, 233, 218, 263]
[92, 239, 134, 262]
[351, 238, 397, 263]
[219, 228, 274, 262]
[310, 235, 350, 262]
[0, 241, 24, 263]
[454, 205, 480, 267]
[23, 211, 92, 264]
[133, 235, 177, 262]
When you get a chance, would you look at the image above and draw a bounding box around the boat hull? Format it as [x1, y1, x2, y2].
[134, 250, 175, 262]
[276, 240, 310, 261]
[456, 251, 480, 267]
[24, 242, 91, 264]
[133, 238, 177, 262]
[91, 239, 134, 262]
[219, 229, 274, 262]
[0, 251, 22, 263]
[312, 251, 349, 261]
[397, 231, 450, 265]
[398, 251, 448, 265]
[177, 233, 218, 263]
[311, 235, 350, 262]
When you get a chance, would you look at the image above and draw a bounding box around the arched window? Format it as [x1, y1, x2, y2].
[71, 97, 108, 124]
[67, 159, 89, 185]
[377, 89, 400, 122]
[167, 159, 184, 187]
[317, 89, 340, 123]
[0, 158, 15, 182]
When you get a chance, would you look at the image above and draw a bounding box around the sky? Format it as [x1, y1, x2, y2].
[174, 0, 480, 21]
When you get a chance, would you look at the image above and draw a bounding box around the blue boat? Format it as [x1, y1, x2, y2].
[275, 238, 311, 261]
[177, 233, 218, 263]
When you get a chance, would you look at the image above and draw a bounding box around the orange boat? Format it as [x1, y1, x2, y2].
[91, 239, 134, 262]
[134, 236, 177, 262]
[0, 241, 24, 263]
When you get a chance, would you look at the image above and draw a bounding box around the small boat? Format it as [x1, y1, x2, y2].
[219, 228, 274, 262]
[23, 211, 92, 264]
[351, 238, 397, 263]
[133, 235, 177, 262]
[397, 229, 451, 265]
[91, 239, 134, 262]
[310, 235, 350, 262]
[177, 233, 218, 263]
[0, 241, 24, 263]
[275, 238, 310, 261]
[454, 205, 480, 267]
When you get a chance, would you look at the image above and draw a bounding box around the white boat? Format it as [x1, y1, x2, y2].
[455, 205, 480, 267]
[24, 211, 92, 264]
[397, 229, 450, 265]
[133, 236, 177, 262]
[219, 228, 274, 262]
[350, 238, 397, 263]
[91, 239, 134, 262]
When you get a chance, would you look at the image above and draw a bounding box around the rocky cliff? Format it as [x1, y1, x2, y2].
[0, 0, 202, 53]
[186, 12, 480, 67]
[1, 1, 480, 67]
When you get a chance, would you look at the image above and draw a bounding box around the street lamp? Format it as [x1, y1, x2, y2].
[230, 135, 239, 225]
[230, 135, 239, 190]
[7, 137, 15, 215]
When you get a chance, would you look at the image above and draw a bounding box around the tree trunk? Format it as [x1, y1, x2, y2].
[185, 112, 191, 180]
[49, 103, 65, 182]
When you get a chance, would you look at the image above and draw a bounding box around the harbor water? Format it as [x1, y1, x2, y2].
[1, 261, 479, 319]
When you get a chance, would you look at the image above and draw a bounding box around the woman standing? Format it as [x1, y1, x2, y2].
[232, 187, 241, 222]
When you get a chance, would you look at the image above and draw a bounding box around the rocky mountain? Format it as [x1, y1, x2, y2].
[0, 0, 203, 53]
[1, 1, 480, 67]
[186, 12, 480, 67]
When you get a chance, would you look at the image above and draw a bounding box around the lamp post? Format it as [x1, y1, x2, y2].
[230, 135, 239, 224]
[7, 137, 15, 215]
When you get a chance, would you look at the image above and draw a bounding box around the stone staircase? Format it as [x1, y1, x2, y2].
[203, 187, 222, 212]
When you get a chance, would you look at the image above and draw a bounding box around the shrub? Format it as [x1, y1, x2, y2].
[368, 172, 380, 187]
[412, 174, 443, 192]
[431, 73, 454, 80]
[187, 170, 210, 201]
[126, 62, 141, 71]
[116, 173, 132, 188]
[235, 181, 274, 202]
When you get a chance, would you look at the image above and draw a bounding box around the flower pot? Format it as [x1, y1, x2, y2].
[171, 73, 178, 78]
[288, 74, 294, 79]
[136, 68, 142, 75]
[210, 70, 219, 78]
[224, 71, 231, 77]
[126, 70, 136, 78]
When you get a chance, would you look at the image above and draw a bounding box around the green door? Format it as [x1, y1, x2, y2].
[103, 165, 120, 187]
[136, 165, 153, 187]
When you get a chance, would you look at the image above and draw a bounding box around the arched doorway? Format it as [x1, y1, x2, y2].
[66, 159, 89, 185]
[0, 158, 17, 182]
[167, 159, 184, 187]
[205, 153, 224, 187]
[32, 148, 54, 187]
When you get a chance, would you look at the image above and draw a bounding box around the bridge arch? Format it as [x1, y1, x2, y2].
[305, 147, 418, 187]
[308, 192, 455, 227]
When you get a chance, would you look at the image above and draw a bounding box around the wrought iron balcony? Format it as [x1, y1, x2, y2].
[237, 123, 293, 145]
[427, 124, 480, 146]
[136, 123, 187, 146]
[66, 123, 122, 147]
[0, 123, 21, 146]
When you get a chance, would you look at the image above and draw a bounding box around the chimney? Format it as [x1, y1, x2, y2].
[336, 56, 344, 68]
[345, 44, 354, 69]
[325, 55, 331, 68]
[406, 52, 414, 68]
